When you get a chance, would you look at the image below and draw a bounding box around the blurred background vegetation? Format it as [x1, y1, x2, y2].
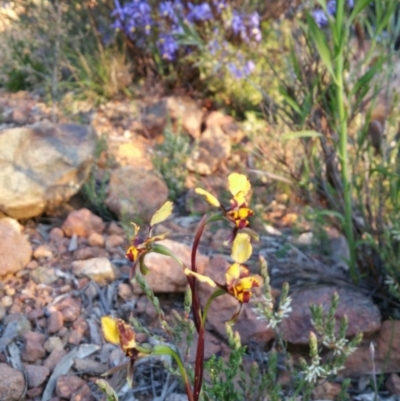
[1, 0, 400, 301]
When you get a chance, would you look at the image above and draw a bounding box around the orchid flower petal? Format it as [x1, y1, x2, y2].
[101, 316, 120, 345]
[228, 173, 251, 197]
[195, 188, 221, 207]
[150, 201, 174, 227]
[184, 268, 217, 287]
[231, 233, 252, 263]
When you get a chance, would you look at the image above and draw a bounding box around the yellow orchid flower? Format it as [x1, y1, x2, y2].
[184, 233, 259, 304]
[225, 233, 259, 303]
[225, 263, 260, 303]
[101, 316, 137, 357]
[194, 173, 254, 230]
[126, 201, 172, 265]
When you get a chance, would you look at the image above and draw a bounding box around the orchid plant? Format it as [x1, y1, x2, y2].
[100, 173, 260, 401]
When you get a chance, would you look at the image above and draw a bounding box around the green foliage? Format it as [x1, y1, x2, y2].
[0, 0, 130, 101]
[80, 135, 115, 219]
[152, 123, 191, 200]
[252, 0, 400, 288]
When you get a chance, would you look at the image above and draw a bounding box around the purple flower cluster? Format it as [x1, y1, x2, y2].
[312, 0, 354, 27]
[111, 0, 262, 65]
[111, 0, 153, 36]
[231, 11, 262, 42]
[228, 59, 255, 79]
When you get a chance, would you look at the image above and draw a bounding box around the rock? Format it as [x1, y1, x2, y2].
[105, 234, 124, 250]
[114, 139, 153, 170]
[186, 126, 231, 175]
[44, 336, 64, 353]
[73, 247, 107, 260]
[30, 266, 58, 285]
[344, 320, 400, 376]
[132, 239, 209, 294]
[205, 111, 245, 143]
[0, 363, 25, 401]
[26, 387, 43, 398]
[280, 286, 381, 345]
[106, 166, 169, 222]
[386, 373, 400, 395]
[44, 349, 67, 371]
[3, 313, 31, 338]
[198, 255, 275, 345]
[87, 232, 105, 247]
[107, 221, 125, 236]
[25, 364, 50, 388]
[47, 311, 64, 334]
[71, 385, 93, 401]
[49, 227, 64, 242]
[312, 380, 341, 400]
[33, 244, 53, 259]
[22, 331, 46, 362]
[55, 296, 81, 322]
[28, 308, 44, 321]
[68, 319, 88, 345]
[71, 257, 118, 285]
[118, 283, 133, 301]
[142, 96, 203, 138]
[0, 121, 96, 219]
[62, 208, 105, 238]
[0, 218, 32, 276]
[73, 358, 108, 375]
[56, 375, 91, 399]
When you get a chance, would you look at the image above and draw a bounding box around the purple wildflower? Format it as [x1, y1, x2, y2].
[159, 1, 177, 21]
[243, 60, 255, 75]
[231, 11, 247, 37]
[312, 9, 329, 27]
[213, 0, 226, 14]
[327, 0, 336, 15]
[227, 57, 255, 79]
[228, 63, 244, 79]
[158, 34, 179, 60]
[186, 2, 213, 22]
[249, 12, 262, 41]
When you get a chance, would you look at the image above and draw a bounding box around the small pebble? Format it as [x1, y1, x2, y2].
[87, 232, 105, 247]
[1, 295, 13, 307]
[33, 244, 53, 259]
[49, 227, 64, 242]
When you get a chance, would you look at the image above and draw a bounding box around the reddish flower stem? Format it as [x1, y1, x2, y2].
[190, 215, 207, 400]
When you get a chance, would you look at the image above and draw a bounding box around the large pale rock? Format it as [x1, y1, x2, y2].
[0, 121, 96, 219]
[186, 126, 231, 176]
[71, 257, 118, 285]
[280, 286, 381, 345]
[198, 255, 275, 345]
[0, 218, 32, 276]
[142, 96, 203, 138]
[132, 239, 209, 294]
[106, 166, 169, 223]
[0, 364, 25, 401]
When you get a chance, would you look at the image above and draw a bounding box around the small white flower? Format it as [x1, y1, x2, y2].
[304, 363, 326, 383]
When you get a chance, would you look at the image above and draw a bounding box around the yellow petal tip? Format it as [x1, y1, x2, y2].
[150, 201, 174, 227]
